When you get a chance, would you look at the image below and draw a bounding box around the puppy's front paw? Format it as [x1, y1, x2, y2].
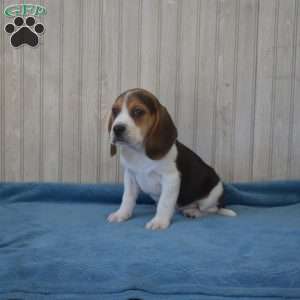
[145, 217, 170, 230]
[107, 210, 131, 223]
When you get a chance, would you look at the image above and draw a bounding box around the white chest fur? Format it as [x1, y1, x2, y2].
[120, 144, 178, 201]
[135, 170, 161, 201]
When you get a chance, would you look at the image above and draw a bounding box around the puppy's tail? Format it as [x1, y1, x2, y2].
[217, 208, 237, 217]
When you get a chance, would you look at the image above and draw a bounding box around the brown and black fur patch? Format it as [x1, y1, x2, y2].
[175, 141, 222, 207]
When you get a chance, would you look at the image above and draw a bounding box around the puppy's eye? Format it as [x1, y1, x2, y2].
[112, 107, 120, 118]
[131, 108, 145, 118]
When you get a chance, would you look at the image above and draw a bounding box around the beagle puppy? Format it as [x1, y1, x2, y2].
[107, 88, 236, 230]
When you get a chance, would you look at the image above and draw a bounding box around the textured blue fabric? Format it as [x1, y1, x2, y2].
[0, 181, 300, 300]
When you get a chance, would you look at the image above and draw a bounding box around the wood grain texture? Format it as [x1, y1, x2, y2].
[271, 0, 296, 179]
[233, 0, 258, 181]
[23, 24, 41, 181]
[61, 0, 81, 182]
[1, 0, 299, 183]
[253, 0, 277, 180]
[99, 0, 119, 183]
[159, 0, 178, 117]
[140, 0, 159, 93]
[195, 0, 218, 166]
[176, 0, 198, 149]
[290, 0, 300, 179]
[0, 0, 5, 181]
[3, 0, 22, 181]
[43, 0, 61, 181]
[80, 0, 101, 183]
[214, 0, 237, 181]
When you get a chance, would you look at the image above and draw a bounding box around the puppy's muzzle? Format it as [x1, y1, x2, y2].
[113, 123, 127, 141]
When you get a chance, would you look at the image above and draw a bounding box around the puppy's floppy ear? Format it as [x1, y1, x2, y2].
[144, 105, 177, 160]
[108, 113, 117, 157]
[110, 144, 117, 157]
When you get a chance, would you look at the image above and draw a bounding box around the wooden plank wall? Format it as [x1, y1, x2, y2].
[0, 0, 299, 183]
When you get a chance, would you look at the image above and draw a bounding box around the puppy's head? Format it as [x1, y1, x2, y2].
[108, 88, 177, 160]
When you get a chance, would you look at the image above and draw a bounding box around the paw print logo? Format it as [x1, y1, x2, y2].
[4, 16, 44, 48]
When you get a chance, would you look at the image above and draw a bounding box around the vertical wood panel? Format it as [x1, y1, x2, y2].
[159, 0, 178, 117]
[233, 0, 258, 181]
[177, 0, 198, 149]
[80, 0, 101, 183]
[3, 0, 22, 181]
[174, 0, 182, 124]
[140, 0, 159, 93]
[290, 0, 300, 179]
[253, 0, 277, 180]
[43, 0, 60, 181]
[23, 24, 41, 180]
[61, 0, 81, 182]
[99, 0, 119, 182]
[39, 0, 45, 181]
[0, 0, 5, 181]
[121, 0, 139, 90]
[195, 0, 217, 165]
[271, 0, 296, 179]
[214, 0, 237, 181]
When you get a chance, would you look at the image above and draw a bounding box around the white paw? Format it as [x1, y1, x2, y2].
[145, 217, 170, 230]
[107, 210, 131, 223]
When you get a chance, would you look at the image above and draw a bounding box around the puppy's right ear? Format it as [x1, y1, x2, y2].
[108, 113, 117, 157]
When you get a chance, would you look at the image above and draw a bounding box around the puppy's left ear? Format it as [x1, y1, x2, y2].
[144, 105, 177, 160]
[108, 113, 117, 157]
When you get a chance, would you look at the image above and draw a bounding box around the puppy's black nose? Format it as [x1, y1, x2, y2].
[113, 124, 126, 137]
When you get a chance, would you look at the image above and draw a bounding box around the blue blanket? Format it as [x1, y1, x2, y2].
[0, 181, 300, 300]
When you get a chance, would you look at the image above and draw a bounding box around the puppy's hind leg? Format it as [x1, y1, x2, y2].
[179, 202, 207, 218]
[198, 181, 237, 217]
[182, 207, 206, 218]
